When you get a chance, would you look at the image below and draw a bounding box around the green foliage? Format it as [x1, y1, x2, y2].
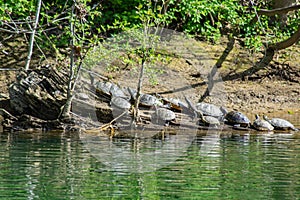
[163, 0, 246, 41]
[1, 0, 103, 59]
[83, 26, 169, 86]
[1, 0, 299, 57]
[0, 0, 36, 21]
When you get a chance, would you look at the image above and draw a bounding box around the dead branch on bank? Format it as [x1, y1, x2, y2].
[199, 4, 300, 102]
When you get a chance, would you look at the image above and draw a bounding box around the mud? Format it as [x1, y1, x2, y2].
[0, 35, 299, 121]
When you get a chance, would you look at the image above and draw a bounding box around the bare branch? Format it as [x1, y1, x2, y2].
[25, 0, 42, 70]
[0, 28, 32, 34]
[258, 4, 300, 16]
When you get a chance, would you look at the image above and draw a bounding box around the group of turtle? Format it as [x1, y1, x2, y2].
[184, 99, 298, 132]
[95, 81, 164, 110]
[95, 81, 298, 132]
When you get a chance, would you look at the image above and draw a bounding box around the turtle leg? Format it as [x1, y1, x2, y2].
[233, 124, 241, 129]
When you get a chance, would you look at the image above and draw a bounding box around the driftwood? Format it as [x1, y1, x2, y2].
[9, 66, 69, 120]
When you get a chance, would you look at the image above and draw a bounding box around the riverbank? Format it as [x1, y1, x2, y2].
[0, 36, 299, 132]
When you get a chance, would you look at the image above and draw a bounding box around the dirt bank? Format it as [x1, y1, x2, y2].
[0, 36, 299, 119]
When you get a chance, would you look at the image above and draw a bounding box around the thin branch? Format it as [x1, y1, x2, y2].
[25, 0, 42, 70]
[0, 68, 21, 71]
[100, 110, 128, 129]
[258, 4, 300, 16]
[81, 68, 109, 81]
[0, 28, 32, 34]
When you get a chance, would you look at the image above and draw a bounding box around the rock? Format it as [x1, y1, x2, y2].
[9, 66, 69, 120]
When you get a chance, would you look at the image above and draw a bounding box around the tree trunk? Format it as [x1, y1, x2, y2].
[25, 0, 42, 70]
[60, 1, 76, 119]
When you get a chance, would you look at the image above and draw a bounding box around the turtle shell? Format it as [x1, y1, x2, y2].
[163, 97, 188, 111]
[199, 115, 220, 126]
[263, 116, 297, 131]
[110, 97, 131, 110]
[225, 111, 250, 127]
[109, 84, 128, 98]
[253, 115, 274, 131]
[127, 87, 162, 107]
[95, 81, 112, 96]
[139, 94, 163, 107]
[195, 102, 224, 117]
[154, 108, 176, 121]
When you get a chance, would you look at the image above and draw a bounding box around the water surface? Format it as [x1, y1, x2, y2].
[0, 114, 299, 199]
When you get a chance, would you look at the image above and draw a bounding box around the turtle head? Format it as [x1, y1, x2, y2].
[220, 107, 228, 115]
[263, 115, 269, 120]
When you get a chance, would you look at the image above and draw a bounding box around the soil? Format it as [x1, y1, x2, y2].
[1, 35, 300, 121]
[92, 36, 300, 120]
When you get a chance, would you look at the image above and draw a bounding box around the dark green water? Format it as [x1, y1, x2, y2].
[0, 116, 300, 199]
[0, 129, 300, 199]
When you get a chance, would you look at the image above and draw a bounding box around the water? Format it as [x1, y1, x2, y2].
[0, 115, 299, 199]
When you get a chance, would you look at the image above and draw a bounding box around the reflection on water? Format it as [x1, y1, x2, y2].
[0, 114, 299, 199]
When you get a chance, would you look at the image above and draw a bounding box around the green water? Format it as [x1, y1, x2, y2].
[0, 126, 300, 199]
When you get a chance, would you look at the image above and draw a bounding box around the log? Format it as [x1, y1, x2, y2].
[9, 66, 69, 120]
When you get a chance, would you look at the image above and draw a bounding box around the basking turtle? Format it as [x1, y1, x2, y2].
[195, 102, 225, 118]
[127, 87, 163, 107]
[152, 107, 176, 126]
[198, 112, 220, 127]
[184, 96, 220, 127]
[224, 110, 251, 128]
[127, 87, 137, 99]
[140, 94, 163, 107]
[252, 114, 274, 131]
[162, 97, 188, 112]
[109, 83, 128, 99]
[263, 115, 298, 131]
[110, 96, 131, 110]
[95, 81, 112, 96]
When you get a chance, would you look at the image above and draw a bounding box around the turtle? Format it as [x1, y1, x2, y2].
[223, 110, 251, 128]
[263, 115, 298, 131]
[252, 114, 274, 131]
[140, 94, 163, 107]
[127, 87, 163, 107]
[152, 107, 176, 126]
[127, 87, 138, 100]
[109, 83, 128, 99]
[198, 112, 220, 127]
[195, 102, 225, 119]
[184, 96, 220, 127]
[110, 96, 131, 110]
[95, 81, 112, 96]
[162, 97, 189, 112]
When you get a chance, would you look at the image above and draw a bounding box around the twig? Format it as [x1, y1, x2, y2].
[70, 111, 100, 127]
[81, 68, 109, 81]
[99, 110, 129, 129]
[0, 68, 21, 71]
